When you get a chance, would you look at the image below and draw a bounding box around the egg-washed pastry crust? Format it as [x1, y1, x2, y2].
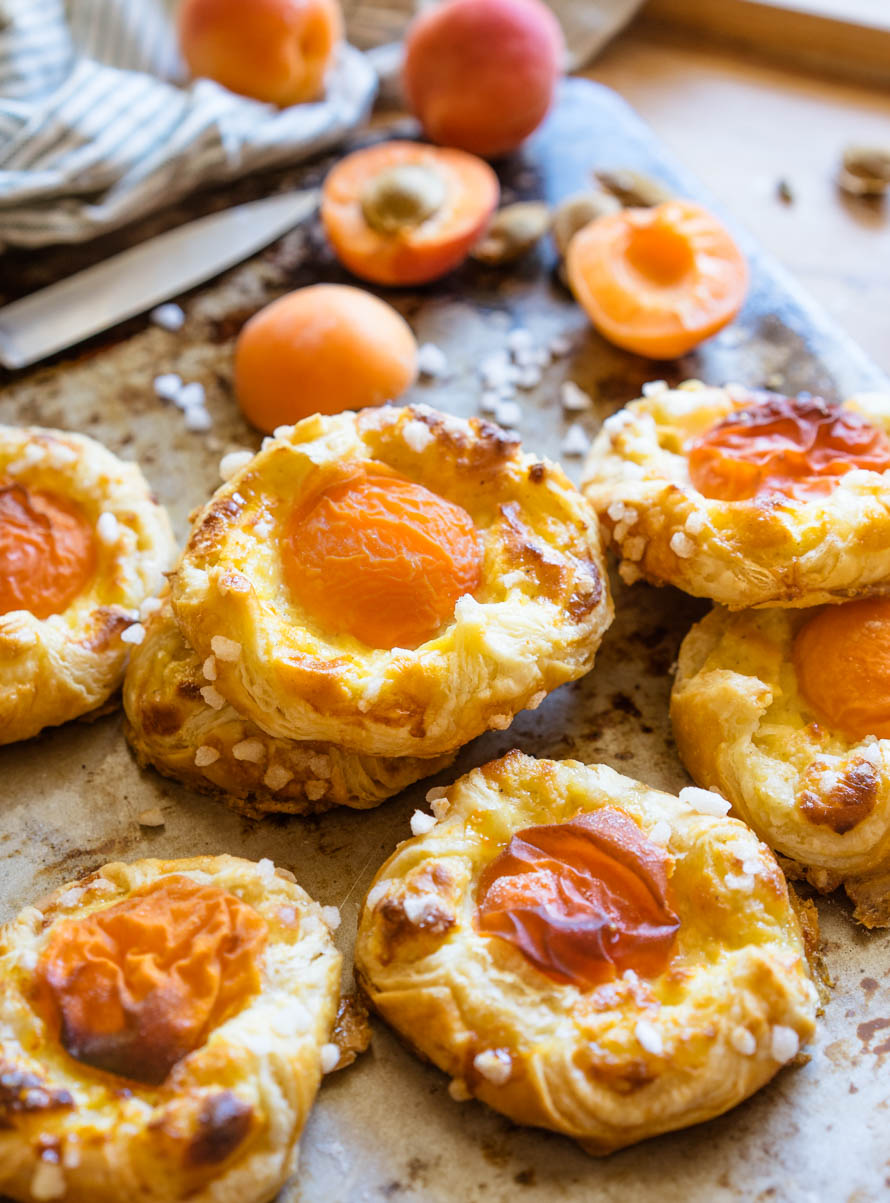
[0, 855, 341, 1203]
[582, 382, 890, 609]
[354, 751, 818, 1154]
[0, 425, 175, 745]
[671, 606, 890, 926]
[124, 598, 455, 816]
[170, 405, 612, 758]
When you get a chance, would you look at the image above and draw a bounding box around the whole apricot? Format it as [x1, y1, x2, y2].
[178, 0, 343, 107]
[402, 0, 564, 158]
[234, 284, 418, 433]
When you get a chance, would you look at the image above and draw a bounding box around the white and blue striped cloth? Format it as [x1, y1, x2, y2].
[0, 0, 376, 249]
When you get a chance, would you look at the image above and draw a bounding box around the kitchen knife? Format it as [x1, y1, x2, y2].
[0, 189, 320, 371]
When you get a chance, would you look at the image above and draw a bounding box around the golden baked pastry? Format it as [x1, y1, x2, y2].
[0, 855, 342, 1203]
[355, 750, 818, 1154]
[671, 601, 890, 927]
[582, 382, 890, 608]
[170, 404, 612, 758]
[124, 597, 454, 816]
[0, 425, 175, 745]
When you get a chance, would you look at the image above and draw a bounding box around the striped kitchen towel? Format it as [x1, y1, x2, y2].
[0, 0, 376, 249]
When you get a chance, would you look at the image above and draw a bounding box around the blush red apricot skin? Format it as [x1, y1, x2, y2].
[178, 0, 343, 107]
[402, 0, 564, 158]
[234, 284, 418, 434]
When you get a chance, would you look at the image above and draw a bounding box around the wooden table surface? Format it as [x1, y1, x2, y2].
[588, 25, 890, 377]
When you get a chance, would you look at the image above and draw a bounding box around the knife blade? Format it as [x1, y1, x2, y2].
[0, 189, 321, 371]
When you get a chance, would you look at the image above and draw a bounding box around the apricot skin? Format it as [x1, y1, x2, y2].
[402, 0, 564, 158]
[234, 284, 418, 434]
[178, 0, 342, 107]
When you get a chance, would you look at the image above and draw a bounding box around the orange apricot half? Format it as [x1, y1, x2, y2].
[0, 482, 96, 619]
[688, 395, 890, 502]
[476, 806, 679, 989]
[794, 598, 890, 742]
[283, 463, 482, 648]
[566, 200, 749, 359]
[35, 876, 267, 1085]
[321, 141, 499, 286]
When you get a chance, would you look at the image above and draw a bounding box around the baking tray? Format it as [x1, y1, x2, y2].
[1, 79, 889, 1203]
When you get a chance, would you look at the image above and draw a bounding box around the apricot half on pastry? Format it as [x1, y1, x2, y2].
[0, 425, 175, 745]
[123, 596, 456, 815]
[672, 603, 890, 927]
[582, 382, 890, 608]
[321, 141, 499, 285]
[355, 751, 818, 1154]
[170, 405, 612, 759]
[0, 856, 342, 1203]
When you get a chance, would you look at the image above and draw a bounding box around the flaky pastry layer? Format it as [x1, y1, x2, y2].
[124, 599, 453, 816]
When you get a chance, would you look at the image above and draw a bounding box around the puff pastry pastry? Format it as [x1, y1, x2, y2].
[355, 751, 818, 1154]
[0, 855, 341, 1203]
[124, 597, 454, 816]
[582, 382, 890, 609]
[171, 405, 612, 758]
[672, 603, 890, 926]
[0, 425, 175, 745]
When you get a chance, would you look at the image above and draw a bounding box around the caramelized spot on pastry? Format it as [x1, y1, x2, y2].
[475, 808, 679, 989]
[0, 1066, 74, 1118]
[0, 483, 96, 618]
[687, 396, 890, 502]
[328, 992, 372, 1069]
[35, 876, 267, 1085]
[794, 598, 890, 742]
[186, 1091, 254, 1166]
[283, 464, 482, 649]
[796, 758, 879, 835]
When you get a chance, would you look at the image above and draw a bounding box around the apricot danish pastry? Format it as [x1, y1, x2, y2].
[0, 425, 175, 745]
[672, 602, 890, 926]
[582, 382, 890, 608]
[170, 405, 612, 759]
[0, 855, 341, 1203]
[355, 751, 818, 1153]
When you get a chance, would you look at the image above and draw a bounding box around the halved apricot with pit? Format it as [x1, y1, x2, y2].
[321, 141, 499, 286]
[566, 200, 748, 359]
